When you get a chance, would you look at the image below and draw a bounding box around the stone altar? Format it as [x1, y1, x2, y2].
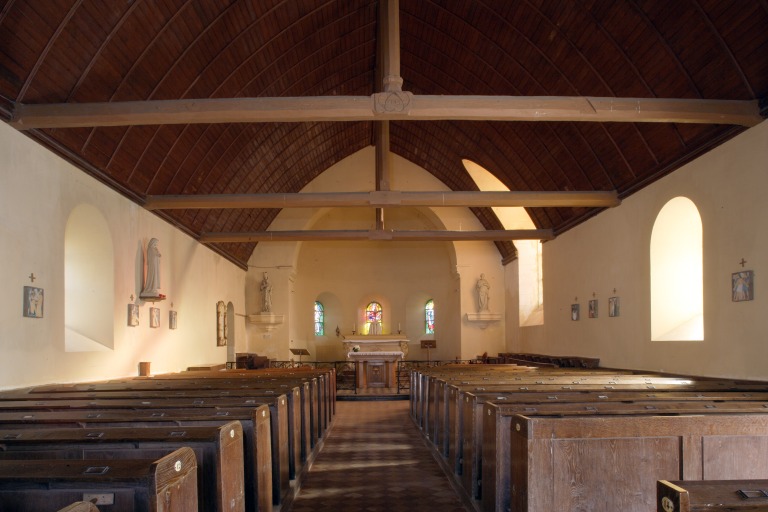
[343, 335, 409, 389]
[342, 334, 409, 358]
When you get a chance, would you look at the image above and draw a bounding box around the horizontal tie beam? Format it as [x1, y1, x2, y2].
[9, 95, 762, 129]
[145, 190, 621, 209]
[198, 229, 555, 243]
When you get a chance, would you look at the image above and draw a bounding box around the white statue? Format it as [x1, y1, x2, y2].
[140, 238, 161, 298]
[476, 273, 490, 312]
[260, 272, 272, 313]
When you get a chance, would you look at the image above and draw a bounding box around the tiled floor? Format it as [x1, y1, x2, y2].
[287, 400, 472, 512]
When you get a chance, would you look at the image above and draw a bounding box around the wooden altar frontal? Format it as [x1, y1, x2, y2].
[343, 335, 408, 389]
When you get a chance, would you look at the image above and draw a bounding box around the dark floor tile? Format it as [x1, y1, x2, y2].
[287, 401, 471, 512]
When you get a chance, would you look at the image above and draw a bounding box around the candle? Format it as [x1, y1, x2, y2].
[398, 323, 401, 331]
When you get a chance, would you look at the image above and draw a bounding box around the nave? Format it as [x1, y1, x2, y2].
[287, 400, 471, 512]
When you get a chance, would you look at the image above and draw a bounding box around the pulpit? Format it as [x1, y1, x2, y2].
[343, 335, 408, 389]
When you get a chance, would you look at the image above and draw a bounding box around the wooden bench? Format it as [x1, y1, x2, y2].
[0, 394, 285, 509]
[0, 367, 338, 511]
[658, 479, 768, 512]
[17, 376, 317, 468]
[16, 384, 307, 483]
[0, 422, 244, 512]
[0, 447, 197, 512]
[482, 400, 768, 512]
[409, 364, 768, 511]
[0, 407, 272, 512]
[510, 413, 768, 512]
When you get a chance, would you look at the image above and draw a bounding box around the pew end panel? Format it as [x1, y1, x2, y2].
[511, 414, 768, 512]
[657, 479, 768, 512]
[0, 447, 198, 512]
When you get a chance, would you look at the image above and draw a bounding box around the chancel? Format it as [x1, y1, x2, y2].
[0, 1, 767, 511]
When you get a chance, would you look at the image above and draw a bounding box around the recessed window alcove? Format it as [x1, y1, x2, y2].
[64, 204, 115, 352]
[651, 197, 704, 341]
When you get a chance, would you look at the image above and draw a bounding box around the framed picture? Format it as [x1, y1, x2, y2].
[588, 299, 598, 319]
[608, 296, 620, 317]
[127, 304, 139, 326]
[169, 310, 177, 330]
[732, 271, 754, 302]
[23, 286, 44, 318]
[150, 307, 160, 328]
[571, 304, 580, 321]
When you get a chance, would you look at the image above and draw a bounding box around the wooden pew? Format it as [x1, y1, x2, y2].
[482, 400, 768, 512]
[24, 375, 316, 456]
[0, 422, 243, 512]
[0, 407, 272, 512]
[510, 413, 768, 512]
[657, 479, 768, 512]
[0, 447, 197, 512]
[453, 387, 768, 498]
[15, 384, 307, 483]
[0, 367, 337, 511]
[139, 367, 333, 442]
[410, 364, 768, 511]
[0, 395, 286, 509]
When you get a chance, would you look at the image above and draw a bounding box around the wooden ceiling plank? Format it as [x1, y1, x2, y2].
[10, 95, 760, 129]
[198, 228, 554, 243]
[144, 190, 620, 209]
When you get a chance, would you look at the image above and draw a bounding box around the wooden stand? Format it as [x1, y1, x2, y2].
[421, 339, 436, 362]
[289, 348, 310, 364]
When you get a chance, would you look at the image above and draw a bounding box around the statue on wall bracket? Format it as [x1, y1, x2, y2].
[260, 272, 273, 313]
[140, 238, 165, 300]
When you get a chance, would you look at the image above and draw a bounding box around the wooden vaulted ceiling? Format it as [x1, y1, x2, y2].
[0, 0, 766, 269]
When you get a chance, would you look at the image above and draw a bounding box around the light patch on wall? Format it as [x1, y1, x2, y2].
[65, 203, 115, 352]
[462, 159, 543, 326]
[651, 196, 703, 341]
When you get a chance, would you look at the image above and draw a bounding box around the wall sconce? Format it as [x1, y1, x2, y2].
[335, 325, 340, 337]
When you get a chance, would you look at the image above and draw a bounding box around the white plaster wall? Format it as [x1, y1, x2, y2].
[519, 120, 768, 380]
[0, 123, 246, 389]
[247, 147, 506, 361]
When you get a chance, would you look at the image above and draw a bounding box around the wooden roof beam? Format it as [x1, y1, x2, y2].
[198, 229, 554, 243]
[144, 190, 621, 210]
[9, 96, 761, 129]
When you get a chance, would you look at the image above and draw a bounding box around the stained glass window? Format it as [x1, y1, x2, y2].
[425, 299, 435, 334]
[365, 302, 382, 335]
[314, 301, 324, 336]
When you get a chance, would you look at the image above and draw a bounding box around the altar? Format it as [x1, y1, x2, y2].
[343, 335, 409, 389]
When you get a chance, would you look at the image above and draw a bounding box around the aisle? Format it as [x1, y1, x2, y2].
[286, 400, 471, 512]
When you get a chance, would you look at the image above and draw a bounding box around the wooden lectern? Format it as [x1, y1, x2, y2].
[289, 348, 310, 364]
[421, 339, 436, 362]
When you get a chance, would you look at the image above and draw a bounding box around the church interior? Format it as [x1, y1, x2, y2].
[0, 1, 767, 511]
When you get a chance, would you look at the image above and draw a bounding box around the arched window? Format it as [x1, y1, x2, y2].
[463, 159, 543, 326]
[365, 302, 382, 335]
[651, 197, 703, 341]
[65, 204, 114, 352]
[314, 301, 324, 336]
[425, 299, 435, 334]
